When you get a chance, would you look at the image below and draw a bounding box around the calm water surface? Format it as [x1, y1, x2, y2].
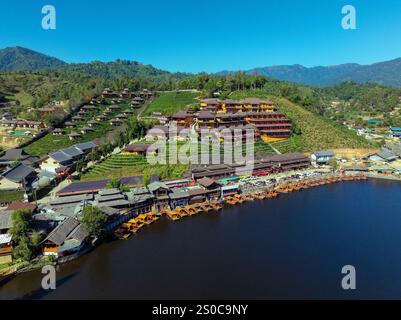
[1, 179, 401, 299]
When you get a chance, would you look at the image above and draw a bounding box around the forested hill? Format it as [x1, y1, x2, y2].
[0, 47, 67, 72]
[59, 60, 190, 83]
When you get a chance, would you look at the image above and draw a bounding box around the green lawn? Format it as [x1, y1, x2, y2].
[0, 190, 24, 204]
[142, 91, 199, 116]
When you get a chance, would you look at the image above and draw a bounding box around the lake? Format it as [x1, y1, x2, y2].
[1, 179, 401, 300]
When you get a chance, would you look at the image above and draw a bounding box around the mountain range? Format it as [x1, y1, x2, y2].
[2, 46, 401, 87]
[218, 58, 401, 87]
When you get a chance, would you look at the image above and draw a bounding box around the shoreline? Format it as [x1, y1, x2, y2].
[0, 172, 386, 286]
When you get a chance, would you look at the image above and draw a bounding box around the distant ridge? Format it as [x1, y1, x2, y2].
[0, 46, 67, 71]
[217, 58, 401, 87]
[3, 46, 401, 87]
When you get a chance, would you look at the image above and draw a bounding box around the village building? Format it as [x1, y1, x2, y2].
[390, 127, 401, 138]
[122, 144, 157, 156]
[42, 217, 89, 257]
[82, 105, 98, 112]
[0, 119, 44, 130]
[187, 188, 209, 204]
[102, 88, 118, 98]
[96, 115, 108, 121]
[68, 131, 82, 141]
[131, 100, 142, 108]
[311, 151, 335, 165]
[197, 177, 221, 201]
[41, 151, 74, 174]
[64, 121, 75, 129]
[72, 115, 84, 122]
[115, 113, 128, 120]
[0, 163, 37, 190]
[53, 128, 65, 136]
[0, 149, 38, 168]
[0, 233, 13, 264]
[199, 99, 221, 112]
[245, 112, 292, 142]
[146, 125, 176, 140]
[94, 189, 131, 209]
[197, 111, 217, 129]
[123, 109, 134, 116]
[171, 111, 194, 127]
[80, 127, 94, 134]
[376, 149, 398, 162]
[121, 88, 133, 99]
[87, 120, 99, 128]
[148, 182, 171, 211]
[110, 119, 123, 126]
[169, 188, 190, 209]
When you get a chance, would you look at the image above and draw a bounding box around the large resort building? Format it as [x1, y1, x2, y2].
[158, 98, 292, 143]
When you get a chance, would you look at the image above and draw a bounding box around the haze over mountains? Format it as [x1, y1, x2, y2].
[2, 46, 401, 87]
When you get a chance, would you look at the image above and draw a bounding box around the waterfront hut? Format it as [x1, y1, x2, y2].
[197, 177, 221, 201]
[221, 184, 240, 197]
[169, 188, 190, 209]
[187, 188, 208, 204]
[42, 217, 89, 257]
[148, 182, 171, 211]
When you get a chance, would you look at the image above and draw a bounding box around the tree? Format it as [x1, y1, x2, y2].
[13, 236, 33, 261]
[9, 209, 31, 243]
[81, 205, 108, 238]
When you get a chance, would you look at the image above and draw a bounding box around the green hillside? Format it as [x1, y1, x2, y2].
[142, 91, 199, 116]
[229, 90, 376, 152]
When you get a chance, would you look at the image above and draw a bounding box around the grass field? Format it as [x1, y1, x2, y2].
[0, 190, 24, 204]
[142, 91, 199, 116]
[230, 90, 377, 153]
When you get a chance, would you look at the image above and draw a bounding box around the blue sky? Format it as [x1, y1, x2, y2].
[1, 0, 401, 73]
